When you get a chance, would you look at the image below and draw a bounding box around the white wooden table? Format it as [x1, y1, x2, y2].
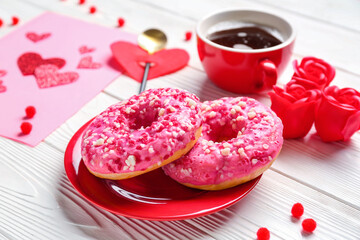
[0, 0, 359, 239]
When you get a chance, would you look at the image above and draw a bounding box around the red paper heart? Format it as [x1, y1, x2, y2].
[0, 70, 7, 77]
[110, 41, 189, 82]
[79, 45, 95, 54]
[34, 64, 79, 89]
[0, 80, 6, 93]
[26, 32, 51, 42]
[77, 56, 102, 69]
[18, 52, 66, 76]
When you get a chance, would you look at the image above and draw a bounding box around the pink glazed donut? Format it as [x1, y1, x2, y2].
[163, 97, 283, 190]
[81, 88, 203, 180]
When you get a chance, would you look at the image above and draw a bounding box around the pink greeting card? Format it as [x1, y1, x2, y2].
[0, 12, 136, 146]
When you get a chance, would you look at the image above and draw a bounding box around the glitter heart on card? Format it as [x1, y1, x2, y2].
[77, 56, 102, 69]
[26, 32, 51, 43]
[34, 64, 79, 89]
[79, 45, 95, 54]
[18, 52, 66, 76]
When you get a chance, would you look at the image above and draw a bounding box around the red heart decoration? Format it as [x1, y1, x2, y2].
[26, 32, 51, 42]
[0, 80, 6, 93]
[0, 70, 7, 77]
[110, 41, 189, 82]
[77, 56, 102, 69]
[79, 45, 95, 54]
[18, 52, 66, 76]
[34, 64, 79, 89]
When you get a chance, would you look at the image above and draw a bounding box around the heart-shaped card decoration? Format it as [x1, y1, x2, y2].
[34, 64, 79, 89]
[110, 41, 189, 82]
[17, 52, 66, 76]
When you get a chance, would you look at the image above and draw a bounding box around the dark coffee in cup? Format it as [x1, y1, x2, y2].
[207, 23, 282, 50]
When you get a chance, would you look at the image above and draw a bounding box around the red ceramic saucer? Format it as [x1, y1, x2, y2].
[64, 120, 261, 221]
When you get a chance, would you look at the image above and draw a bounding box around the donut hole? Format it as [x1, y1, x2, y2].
[205, 118, 245, 143]
[129, 106, 160, 130]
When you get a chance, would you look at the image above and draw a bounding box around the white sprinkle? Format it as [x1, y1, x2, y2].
[209, 111, 216, 118]
[107, 137, 114, 144]
[237, 131, 242, 137]
[123, 166, 129, 171]
[173, 132, 178, 138]
[125, 107, 132, 114]
[238, 101, 246, 107]
[127, 155, 136, 166]
[157, 161, 162, 166]
[150, 99, 156, 106]
[221, 148, 231, 156]
[202, 139, 208, 145]
[169, 106, 176, 112]
[222, 142, 231, 148]
[236, 116, 245, 121]
[245, 145, 252, 150]
[159, 108, 165, 116]
[208, 141, 214, 146]
[93, 138, 104, 146]
[148, 147, 154, 154]
[185, 97, 197, 107]
[230, 108, 236, 115]
[248, 111, 256, 119]
[104, 147, 109, 152]
[252, 159, 258, 165]
[99, 161, 104, 167]
[114, 122, 120, 128]
[164, 99, 170, 105]
[129, 166, 135, 171]
[167, 146, 172, 152]
[263, 144, 269, 149]
[269, 156, 273, 161]
[233, 105, 241, 112]
[238, 147, 246, 156]
[205, 149, 211, 154]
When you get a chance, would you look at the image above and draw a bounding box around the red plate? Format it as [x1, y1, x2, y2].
[64, 120, 261, 221]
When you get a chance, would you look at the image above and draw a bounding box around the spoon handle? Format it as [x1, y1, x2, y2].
[139, 62, 151, 94]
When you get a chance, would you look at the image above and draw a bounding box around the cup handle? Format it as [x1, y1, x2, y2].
[257, 59, 277, 90]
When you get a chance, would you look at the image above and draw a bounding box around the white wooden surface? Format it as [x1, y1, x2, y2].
[0, 0, 360, 239]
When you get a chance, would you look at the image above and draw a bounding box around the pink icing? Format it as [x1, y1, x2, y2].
[163, 97, 283, 186]
[81, 88, 202, 174]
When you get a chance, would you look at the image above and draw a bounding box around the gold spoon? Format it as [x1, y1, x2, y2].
[137, 29, 167, 93]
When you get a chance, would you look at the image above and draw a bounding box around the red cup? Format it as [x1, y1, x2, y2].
[196, 9, 296, 94]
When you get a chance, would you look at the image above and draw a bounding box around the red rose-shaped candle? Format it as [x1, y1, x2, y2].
[315, 86, 360, 142]
[293, 57, 335, 90]
[269, 82, 321, 139]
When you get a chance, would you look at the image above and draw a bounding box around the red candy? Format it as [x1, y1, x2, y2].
[89, 6, 97, 14]
[257, 227, 270, 240]
[291, 203, 304, 218]
[185, 31, 192, 41]
[79, 0, 86, 4]
[12, 16, 20, 26]
[0, 18, 3, 27]
[21, 122, 32, 135]
[302, 218, 317, 232]
[118, 18, 125, 27]
[25, 106, 36, 118]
